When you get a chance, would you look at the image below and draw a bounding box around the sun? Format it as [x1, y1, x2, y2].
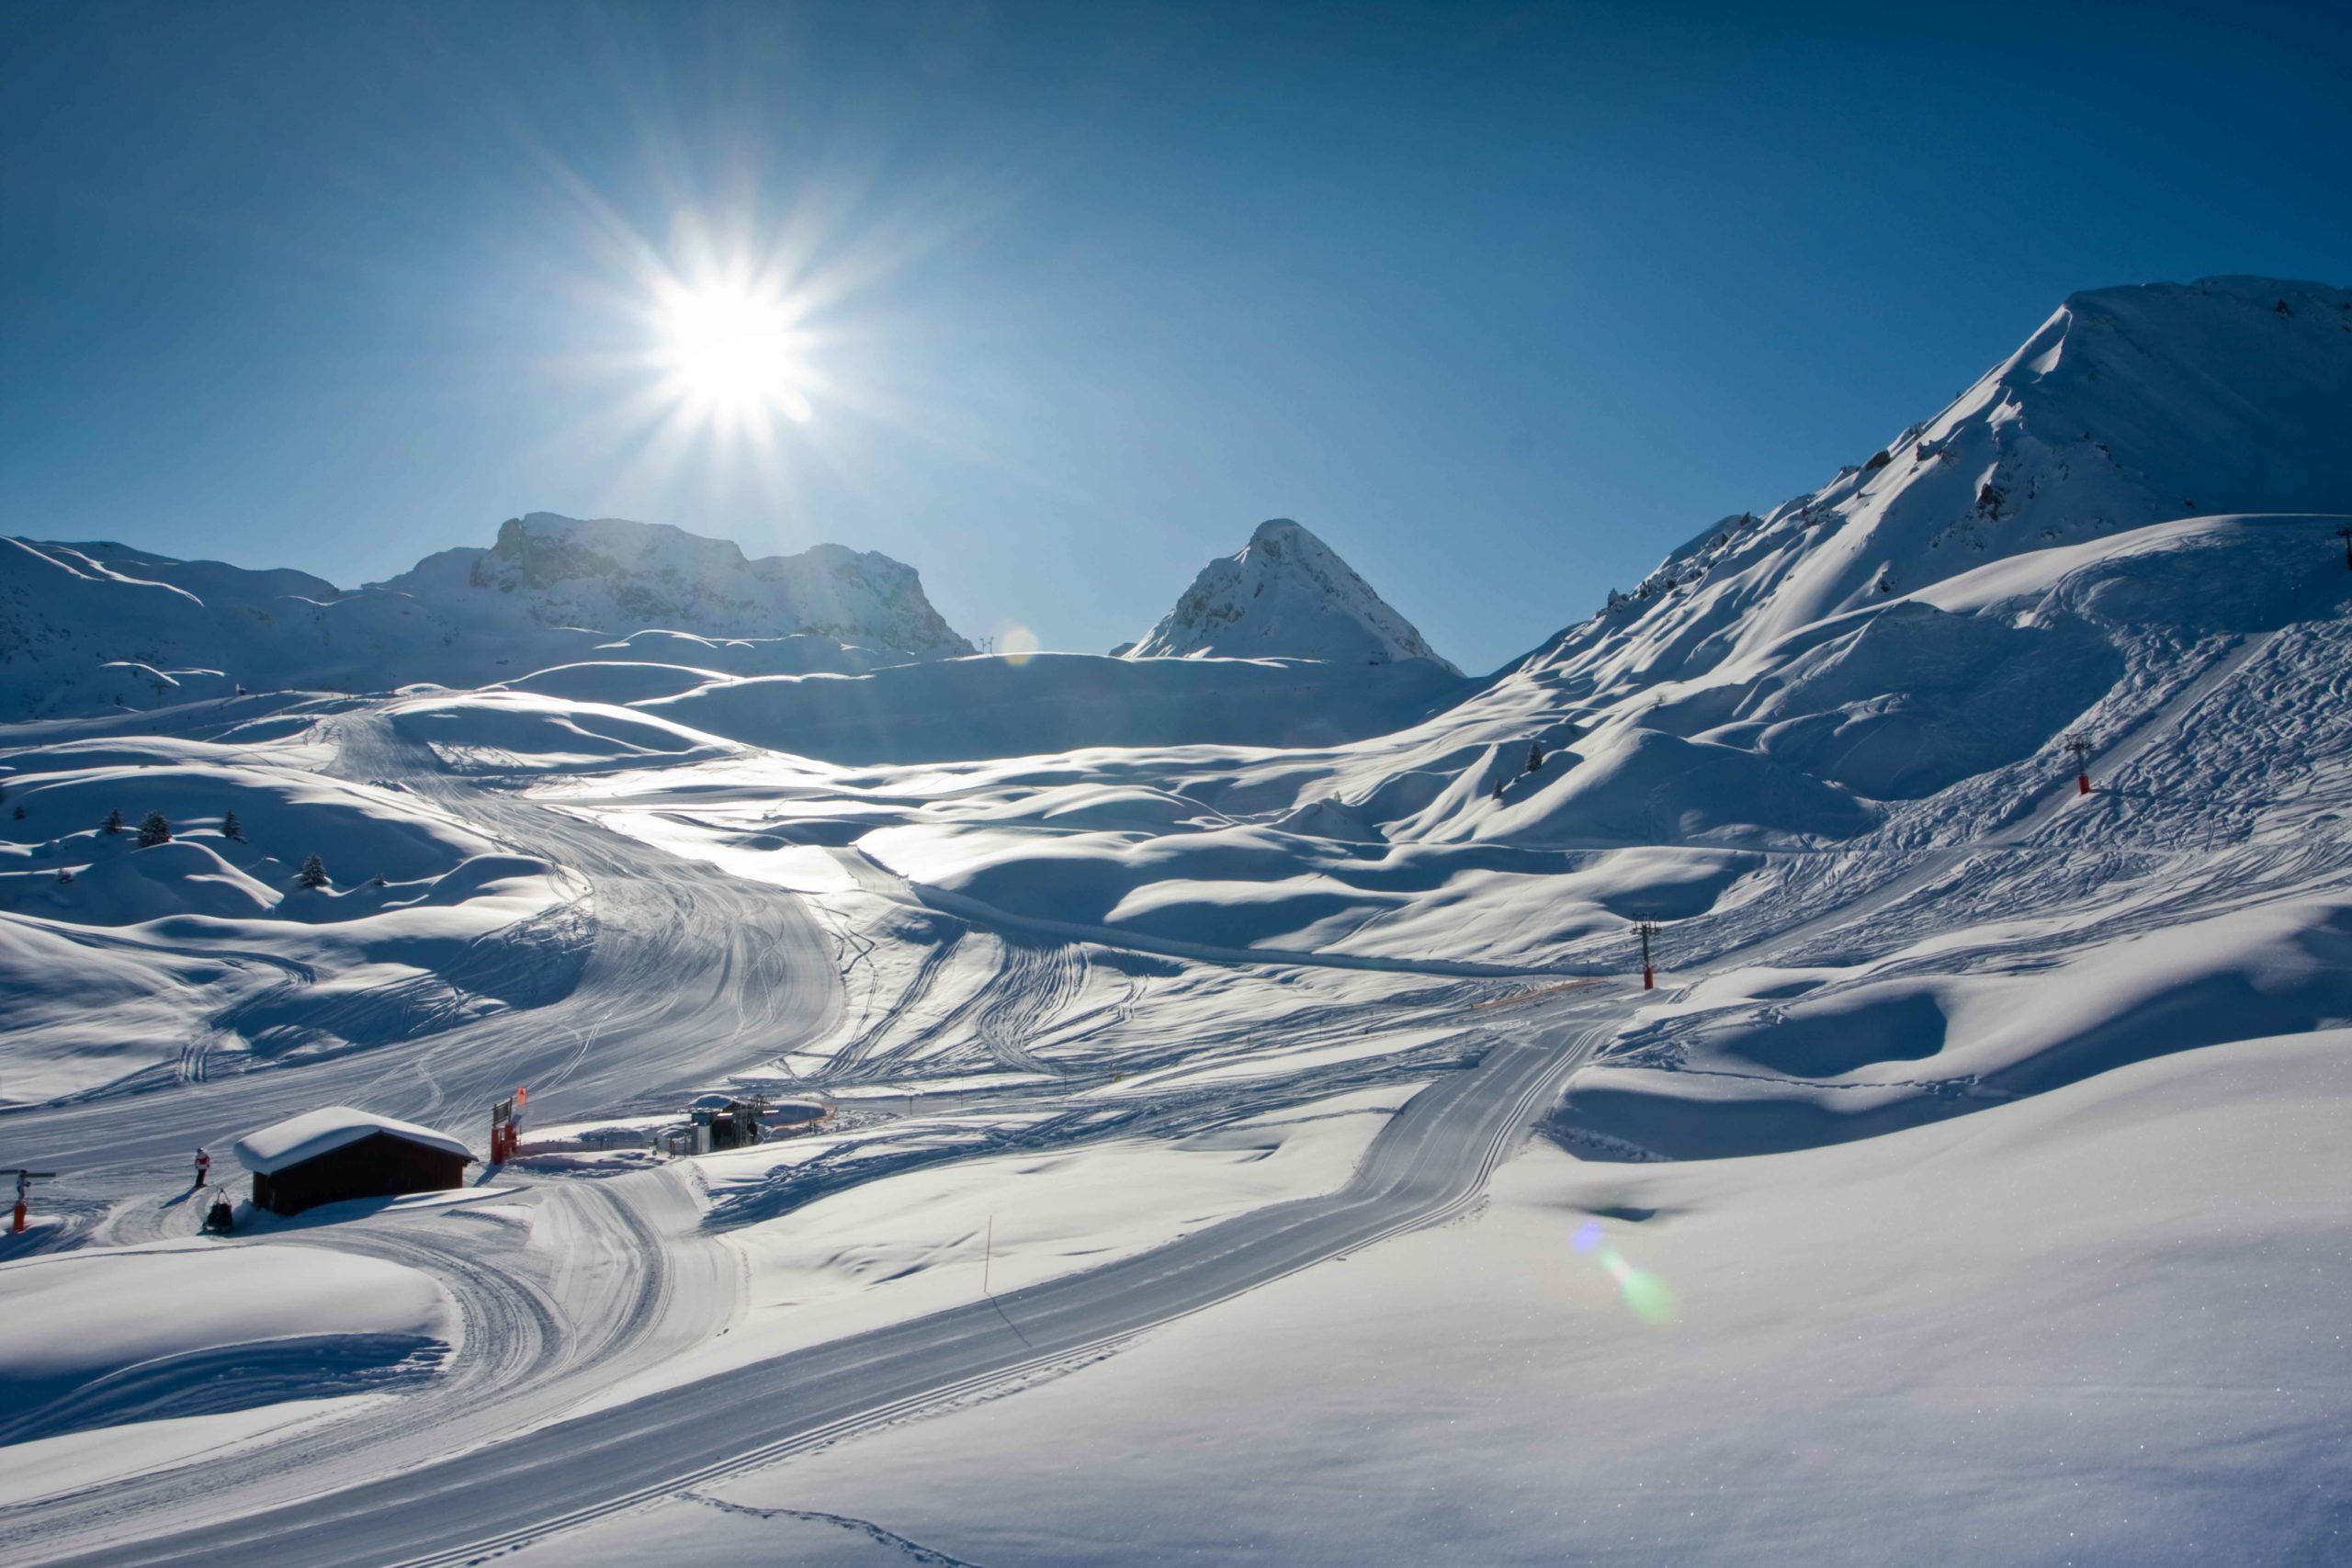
[657, 280, 814, 423]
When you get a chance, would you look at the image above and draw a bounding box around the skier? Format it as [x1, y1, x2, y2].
[193, 1146, 210, 1190]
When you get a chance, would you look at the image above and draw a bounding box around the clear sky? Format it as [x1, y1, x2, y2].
[5, 1, 2347, 672]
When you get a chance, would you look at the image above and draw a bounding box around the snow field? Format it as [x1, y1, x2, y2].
[3, 276, 2348, 1564]
[583, 1081, 1424, 1410]
[0, 1238, 452, 1503]
[556, 1029, 2352, 1568]
[0, 728, 572, 1102]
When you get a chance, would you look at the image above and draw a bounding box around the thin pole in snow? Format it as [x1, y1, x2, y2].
[2066, 732, 2094, 796]
[983, 1213, 993, 1298]
[1633, 921, 1660, 990]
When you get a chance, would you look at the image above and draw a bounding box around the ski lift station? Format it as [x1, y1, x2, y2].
[232, 1107, 475, 1216]
[662, 1092, 829, 1156]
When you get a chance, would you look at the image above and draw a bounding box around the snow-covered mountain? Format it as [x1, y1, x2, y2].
[13, 275, 2352, 1566]
[377, 514, 972, 658]
[1535, 275, 2352, 694]
[794, 276, 2352, 972]
[1124, 519, 1460, 672]
[0, 513, 973, 718]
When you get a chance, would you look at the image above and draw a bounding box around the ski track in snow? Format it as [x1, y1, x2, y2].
[0, 702, 1546, 1565]
[6, 281, 2351, 1562]
[26, 1007, 1607, 1568]
[10, 576, 2351, 1563]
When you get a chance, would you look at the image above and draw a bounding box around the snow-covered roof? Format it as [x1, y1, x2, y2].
[232, 1106, 475, 1175]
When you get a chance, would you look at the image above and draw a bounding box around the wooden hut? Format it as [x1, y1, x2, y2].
[232, 1107, 475, 1217]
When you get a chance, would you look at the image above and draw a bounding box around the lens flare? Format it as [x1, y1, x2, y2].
[996, 625, 1041, 665]
[1571, 1220, 1675, 1325]
[1599, 1249, 1676, 1324]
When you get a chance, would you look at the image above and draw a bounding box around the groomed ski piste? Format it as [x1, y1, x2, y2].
[4, 276, 2351, 1565]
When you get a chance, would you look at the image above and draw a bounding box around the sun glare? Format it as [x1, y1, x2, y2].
[658, 280, 814, 423]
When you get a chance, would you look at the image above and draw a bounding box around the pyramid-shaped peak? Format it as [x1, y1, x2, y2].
[1250, 517, 1310, 546]
[1125, 519, 1459, 673]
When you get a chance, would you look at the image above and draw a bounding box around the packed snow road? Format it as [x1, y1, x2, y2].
[0, 707, 840, 1559]
[28, 1004, 1611, 1568]
[3, 710, 843, 1185]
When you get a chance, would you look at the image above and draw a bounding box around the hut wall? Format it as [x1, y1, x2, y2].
[255, 1131, 470, 1216]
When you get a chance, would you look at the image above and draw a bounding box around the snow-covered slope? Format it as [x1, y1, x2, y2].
[1530, 275, 2352, 695]
[642, 650, 1472, 763]
[0, 714, 576, 1102]
[11, 275, 2352, 1567]
[0, 514, 971, 719]
[734, 277, 2352, 979]
[1125, 519, 1460, 672]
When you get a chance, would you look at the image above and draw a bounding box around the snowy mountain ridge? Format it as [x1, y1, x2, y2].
[1125, 518, 1460, 672]
[1534, 275, 2352, 694]
[379, 513, 973, 657]
[11, 275, 2352, 1566]
[0, 513, 972, 718]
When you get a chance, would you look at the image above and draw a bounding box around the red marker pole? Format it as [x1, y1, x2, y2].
[2077, 772, 2091, 796]
[10, 1170, 51, 1232]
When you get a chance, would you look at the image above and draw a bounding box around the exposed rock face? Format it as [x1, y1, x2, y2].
[1126, 519, 1459, 672]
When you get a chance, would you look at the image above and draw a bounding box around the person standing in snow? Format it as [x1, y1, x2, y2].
[193, 1147, 209, 1190]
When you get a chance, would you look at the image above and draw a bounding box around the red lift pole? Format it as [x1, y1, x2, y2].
[1634, 920, 1661, 991]
[10, 1168, 55, 1233]
[2065, 732, 2094, 796]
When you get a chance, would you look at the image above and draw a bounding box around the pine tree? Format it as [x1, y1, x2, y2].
[55, 867, 73, 886]
[138, 811, 173, 847]
[102, 808, 125, 835]
[221, 810, 244, 843]
[1527, 739, 1545, 773]
[10, 805, 23, 821]
[298, 853, 329, 889]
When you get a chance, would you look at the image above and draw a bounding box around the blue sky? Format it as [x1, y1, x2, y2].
[5, 1, 2347, 672]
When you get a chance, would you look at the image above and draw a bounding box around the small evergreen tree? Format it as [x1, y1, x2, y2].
[55, 866, 73, 886]
[11, 805, 23, 821]
[138, 811, 173, 847]
[221, 810, 244, 843]
[298, 853, 329, 889]
[101, 808, 125, 835]
[1527, 739, 1545, 773]
[370, 873, 389, 887]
